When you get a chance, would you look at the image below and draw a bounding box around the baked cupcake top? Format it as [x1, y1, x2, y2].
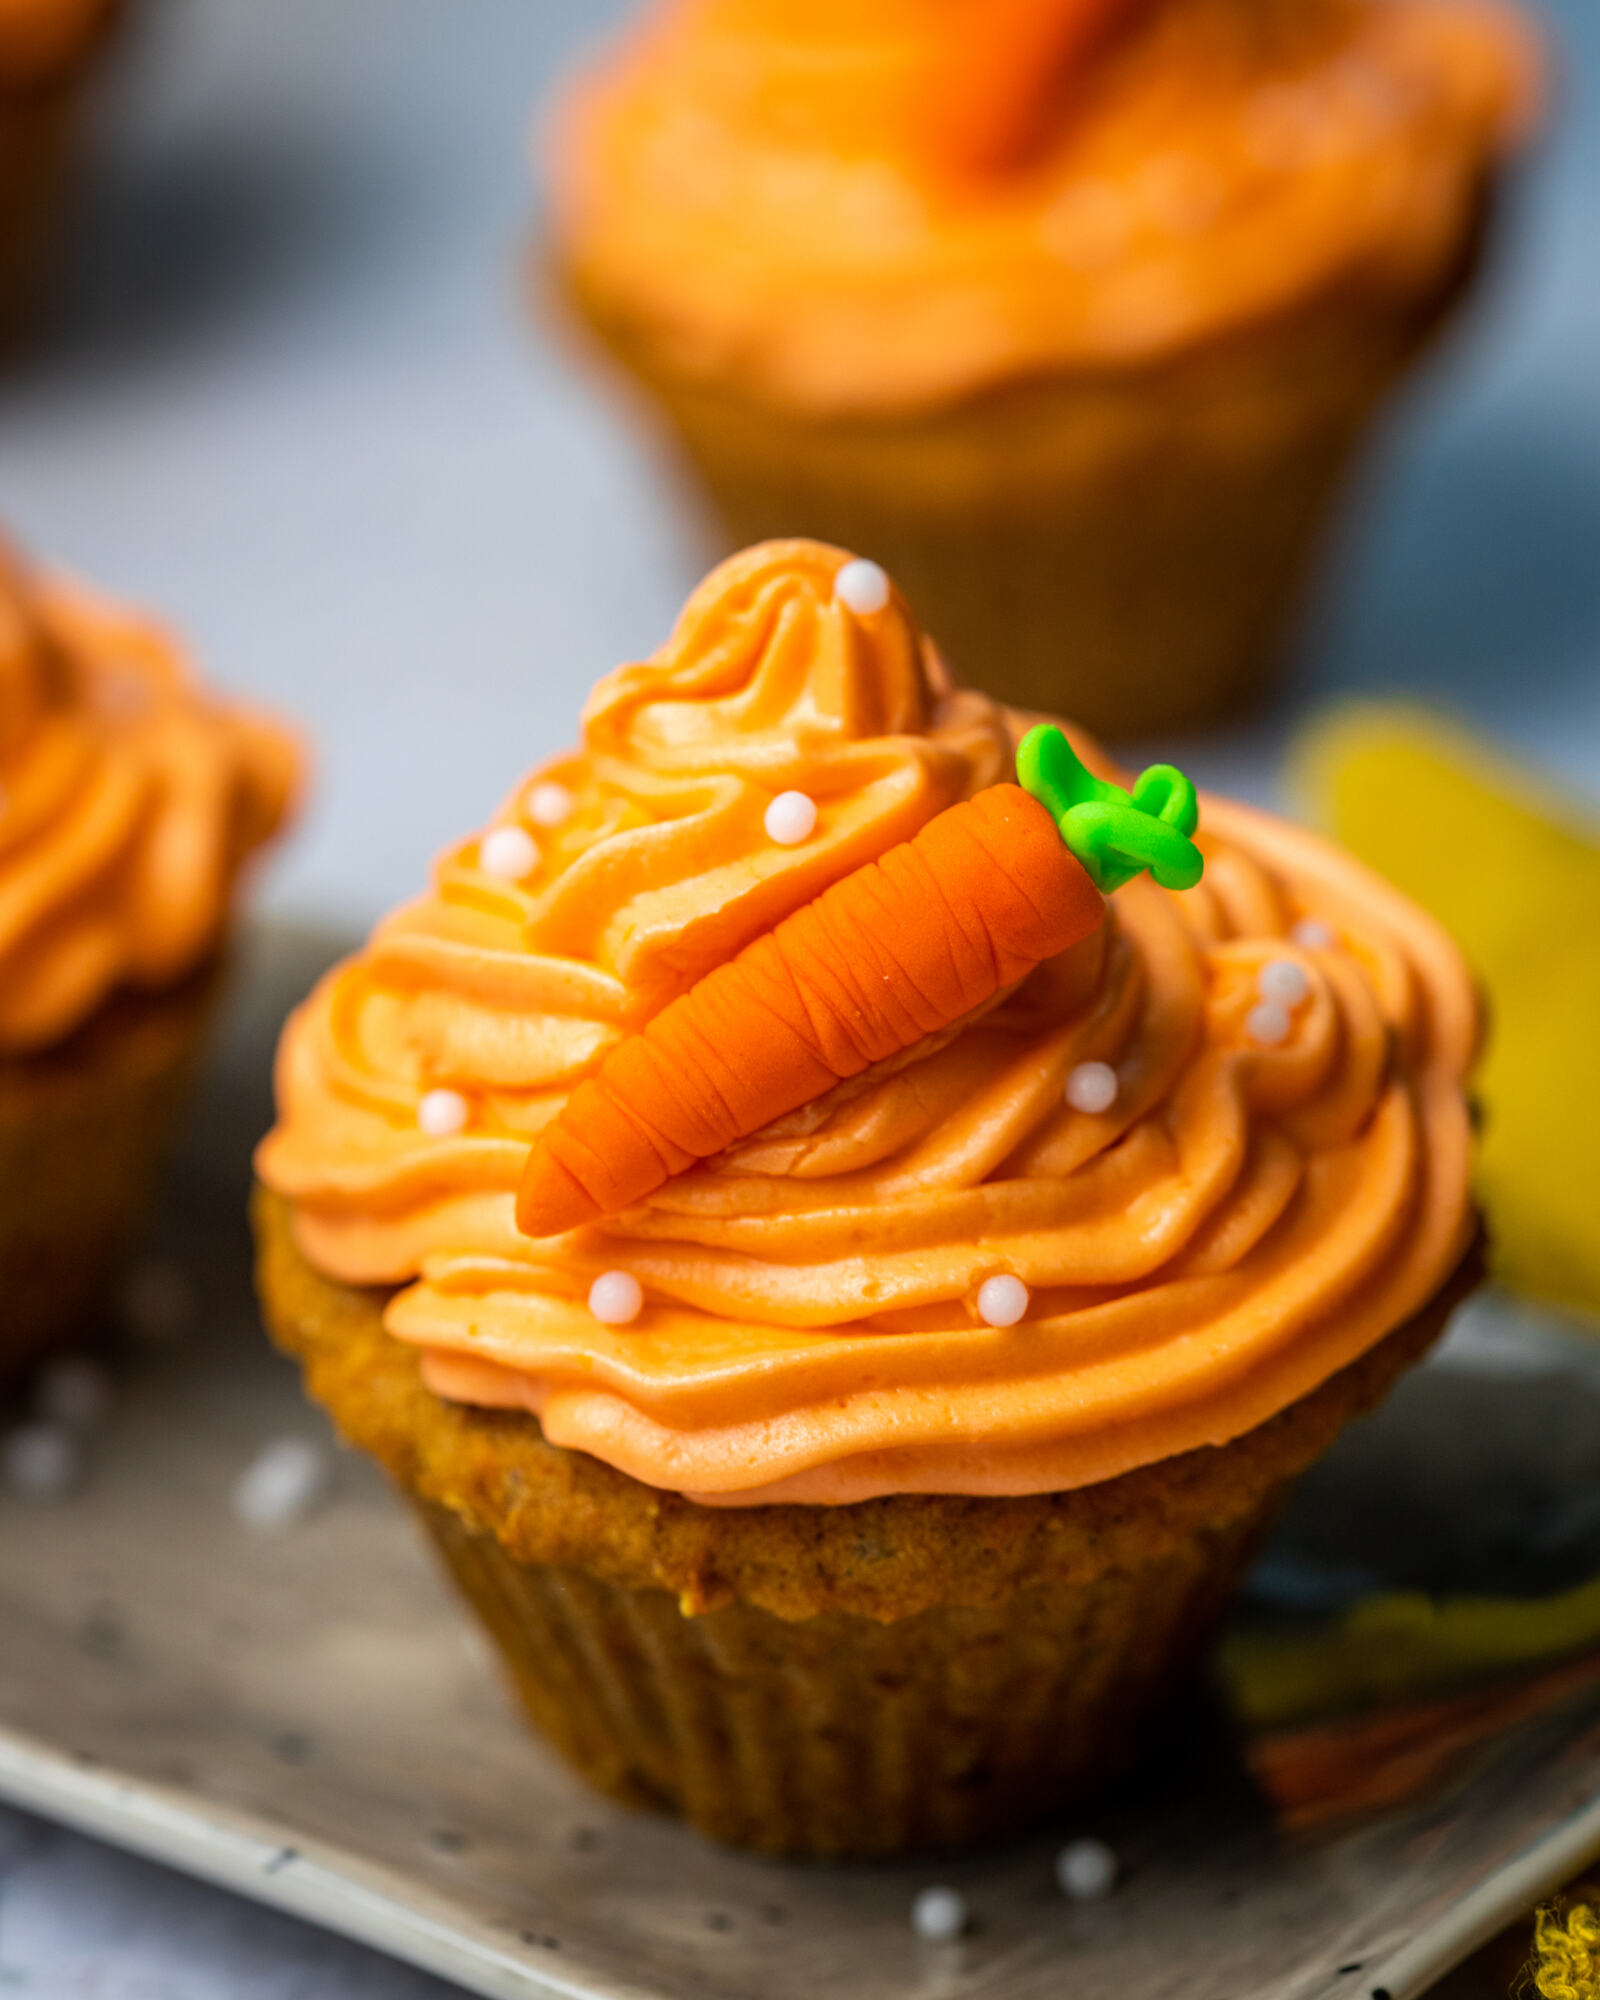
[258, 541, 1477, 1506]
[0, 0, 117, 85]
[547, 0, 1539, 414]
[0, 539, 302, 1051]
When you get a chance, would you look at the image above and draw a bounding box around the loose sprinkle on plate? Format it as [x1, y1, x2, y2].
[233, 1438, 331, 1533]
[911, 1886, 969, 1942]
[1057, 1837, 1119, 1901]
[2, 1423, 82, 1502]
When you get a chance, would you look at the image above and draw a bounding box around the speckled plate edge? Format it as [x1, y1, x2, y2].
[0, 1724, 613, 2000]
[7, 1710, 1600, 2000]
[1364, 1784, 1600, 2000]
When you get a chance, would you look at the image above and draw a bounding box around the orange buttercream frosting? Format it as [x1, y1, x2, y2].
[0, 0, 115, 83]
[547, 0, 1540, 413]
[0, 540, 301, 1052]
[258, 541, 1478, 1506]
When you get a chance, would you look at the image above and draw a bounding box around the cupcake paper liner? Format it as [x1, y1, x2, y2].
[560, 217, 1485, 741]
[0, 8, 121, 349]
[0, 960, 219, 1381]
[416, 1494, 1268, 1857]
[0, 81, 80, 345]
[255, 1183, 1477, 1857]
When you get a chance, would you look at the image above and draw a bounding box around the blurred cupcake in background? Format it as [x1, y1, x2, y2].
[542, 0, 1541, 738]
[0, 533, 301, 1381]
[0, 0, 121, 343]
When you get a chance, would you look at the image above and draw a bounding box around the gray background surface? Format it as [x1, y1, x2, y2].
[0, 0, 1595, 1990]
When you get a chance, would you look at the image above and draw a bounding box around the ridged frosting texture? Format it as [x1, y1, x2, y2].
[547, 0, 1539, 413]
[258, 541, 1478, 1505]
[0, 541, 301, 1051]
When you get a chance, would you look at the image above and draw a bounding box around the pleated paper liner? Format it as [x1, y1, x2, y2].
[551, 212, 1485, 741]
[0, 956, 221, 1382]
[257, 1182, 1478, 1858]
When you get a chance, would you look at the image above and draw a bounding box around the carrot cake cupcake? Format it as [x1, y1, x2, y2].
[543, 0, 1540, 736]
[0, 0, 121, 343]
[255, 541, 1480, 1855]
[0, 531, 300, 1378]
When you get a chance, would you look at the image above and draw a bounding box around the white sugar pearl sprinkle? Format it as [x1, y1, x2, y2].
[1291, 919, 1335, 951]
[764, 791, 818, 846]
[418, 1088, 469, 1137]
[589, 1271, 644, 1326]
[528, 782, 574, 828]
[233, 1438, 330, 1533]
[2, 1423, 82, 1502]
[34, 1357, 113, 1432]
[910, 1886, 969, 1942]
[976, 1275, 1029, 1328]
[1245, 1000, 1292, 1048]
[1258, 958, 1310, 1010]
[1056, 1837, 1119, 1901]
[834, 558, 891, 616]
[479, 825, 538, 881]
[1065, 1060, 1118, 1115]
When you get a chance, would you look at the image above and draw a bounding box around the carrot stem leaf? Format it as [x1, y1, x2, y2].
[1016, 725, 1203, 894]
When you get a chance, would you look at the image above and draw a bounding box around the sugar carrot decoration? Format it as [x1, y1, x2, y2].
[921, 0, 1150, 181]
[515, 726, 1202, 1239]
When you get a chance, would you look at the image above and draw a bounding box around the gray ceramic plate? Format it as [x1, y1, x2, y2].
[2, 925, 1599, 2000]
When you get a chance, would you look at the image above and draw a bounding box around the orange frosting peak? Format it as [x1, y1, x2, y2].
[501, 540, 1007, 1020]
[259, 539, 1479, 1507]
[0, 539, 301, 1052]
[586, 540, 933, 784]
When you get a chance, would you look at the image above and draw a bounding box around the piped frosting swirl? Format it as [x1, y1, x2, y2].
[259, 541, 1477, 1505]
[0, 540, 301, 1051]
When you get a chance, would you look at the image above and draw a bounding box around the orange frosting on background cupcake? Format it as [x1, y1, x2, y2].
[548, 0, 1539, 413]
[258, 542, 1478, 1506]
[0, 541, 302, 1051]
[0, 0, 116, 84]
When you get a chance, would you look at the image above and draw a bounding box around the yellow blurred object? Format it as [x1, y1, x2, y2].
[1219, 1573, 1600, 1730]
[1297, 706, 1600, 1324]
